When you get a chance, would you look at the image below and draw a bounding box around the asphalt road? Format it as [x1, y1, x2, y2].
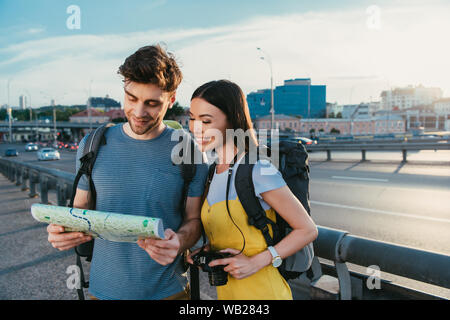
[2, 143, 449, 255]
[1, 142, 449, 298]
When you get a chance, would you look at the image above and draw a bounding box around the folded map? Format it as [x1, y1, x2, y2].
[31, 203, 165, 242]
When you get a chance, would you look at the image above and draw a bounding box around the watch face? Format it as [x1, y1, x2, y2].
[273, 257, 282, 268]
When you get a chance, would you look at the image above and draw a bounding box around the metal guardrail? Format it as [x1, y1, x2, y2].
[305, 142, 450, 162]
[318, 137, 448, 145]
[0, 158, 75, 206]
[311, 227, 450, 300]
[0, 158, 449, 300]
[0, 121, 103, 130]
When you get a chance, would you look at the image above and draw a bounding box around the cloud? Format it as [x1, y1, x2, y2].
[26, 27, 46, 35]
[1, 2, 449, 107]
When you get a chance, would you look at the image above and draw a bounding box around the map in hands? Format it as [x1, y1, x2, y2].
[31, 203, 165, 242]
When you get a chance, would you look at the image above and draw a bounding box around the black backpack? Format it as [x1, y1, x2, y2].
[204, 140, 314, 281]
[68, 123, 200, 300]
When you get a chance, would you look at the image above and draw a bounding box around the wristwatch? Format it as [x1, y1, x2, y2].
[267, 246, 282, 268]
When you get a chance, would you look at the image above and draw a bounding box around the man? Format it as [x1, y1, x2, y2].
[47, 45, 208, 300]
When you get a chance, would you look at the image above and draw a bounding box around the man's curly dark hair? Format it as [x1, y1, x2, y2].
[118, 44, 183, 93]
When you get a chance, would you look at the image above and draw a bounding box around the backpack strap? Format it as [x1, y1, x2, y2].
[179, 135, 197, 214]
[69, 123, 114, 301]
[234, 151, 279, 247]
[176, 133, 205, 300]
[69, 123, 115, 208]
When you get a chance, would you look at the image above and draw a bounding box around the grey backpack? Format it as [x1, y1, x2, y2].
[233, 141, 314, 280]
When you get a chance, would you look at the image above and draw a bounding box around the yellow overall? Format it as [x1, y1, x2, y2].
[201, 196, 293, 300]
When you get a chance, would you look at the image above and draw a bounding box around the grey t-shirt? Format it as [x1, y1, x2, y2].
[76, 123, 208, 300]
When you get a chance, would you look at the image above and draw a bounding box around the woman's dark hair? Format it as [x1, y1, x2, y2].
[191, 80, 258, 154]
[118, 44, 182, 93]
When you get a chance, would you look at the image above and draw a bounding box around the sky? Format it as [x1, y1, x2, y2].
[1, 0, 450, 108]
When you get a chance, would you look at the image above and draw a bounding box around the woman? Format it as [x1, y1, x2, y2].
[187, 80, 318, 300]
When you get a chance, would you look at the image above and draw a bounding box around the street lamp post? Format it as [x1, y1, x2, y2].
[308, 81, 311, 119]
[8, 107, 12, 143]
[52, 99, 57, 148]
[23, 89, 34, 140]
[88, 79, 93, 132]
[88, 97, 92, 132]
[7, 79, 12, 143]
[257, 47, 274, 130]
[40, 91, 67, 145]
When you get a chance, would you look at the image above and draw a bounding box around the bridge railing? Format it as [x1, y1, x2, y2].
[305, 141, 450, 162]
[0, 158, 449, 300]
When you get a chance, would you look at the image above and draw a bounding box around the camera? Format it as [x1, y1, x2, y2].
[191, 250, 232, 286]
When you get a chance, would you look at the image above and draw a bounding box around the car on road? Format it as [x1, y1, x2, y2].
[67, 143, 79, 151]
[25, 143, 39, 152]
[37, 148, 60, 161]
[296, 137, 317, 146]
[4, 149, 19, 157]
[56, 141, 65, 150]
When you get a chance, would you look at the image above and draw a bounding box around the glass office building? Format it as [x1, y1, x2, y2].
[247, 78, 326, 119]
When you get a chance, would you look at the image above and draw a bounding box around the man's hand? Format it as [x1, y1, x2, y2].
[47, 224, 92, 251]
[137, 228, 181, 266]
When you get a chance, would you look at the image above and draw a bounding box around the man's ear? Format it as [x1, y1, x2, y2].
[168, 92, 176, 109]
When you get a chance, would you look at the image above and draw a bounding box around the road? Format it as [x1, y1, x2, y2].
[2, 143, 449, 254]
[1, 142, 450, 298]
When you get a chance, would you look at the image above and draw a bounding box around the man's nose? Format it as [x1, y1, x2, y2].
[133, 103, 148, 118]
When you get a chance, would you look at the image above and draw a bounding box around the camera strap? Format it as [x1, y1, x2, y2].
[199, 151, 244, 255]
[225, 151, 246, 256]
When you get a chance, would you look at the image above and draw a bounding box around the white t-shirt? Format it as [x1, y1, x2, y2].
[206, 155, 287, 211]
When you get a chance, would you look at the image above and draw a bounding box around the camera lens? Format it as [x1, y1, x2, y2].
[208, 268, 228, 286]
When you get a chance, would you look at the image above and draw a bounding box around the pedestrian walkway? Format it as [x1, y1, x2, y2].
[0, 174, 215, 300]
[0, 174, 82, 299]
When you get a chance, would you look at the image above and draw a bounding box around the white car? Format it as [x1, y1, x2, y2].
[25, 143, 39, 151]
[37, 148, 60, 161]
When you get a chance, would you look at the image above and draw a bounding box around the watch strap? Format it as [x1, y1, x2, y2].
[267, 246, 280, 259]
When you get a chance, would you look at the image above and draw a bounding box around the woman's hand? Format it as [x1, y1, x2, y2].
[208, 248, 272, 280]
[186, 244, 211, 265]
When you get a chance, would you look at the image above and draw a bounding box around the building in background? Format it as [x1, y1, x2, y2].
[252, 114, 300, 131]
[174, 108, 190, 128]
[89, 95, 121, 111]
[19, 95, 27, 110]
[328, 102, 381, 119]
[247, 78, 326, 119]
[341, 104, 370, 119]
[105, 108, 126, 121]
[326, 102, 342, 118]
[69, 108, 126, 124]
[252, 114, 405, 135]
[433, 98, 450, 116]
[69, 109, 110, 124]
[381, 85, 442, 111]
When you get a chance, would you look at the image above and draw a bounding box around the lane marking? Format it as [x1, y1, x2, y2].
[310, 200, 450, 224]
[331, 175, 389, 182]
